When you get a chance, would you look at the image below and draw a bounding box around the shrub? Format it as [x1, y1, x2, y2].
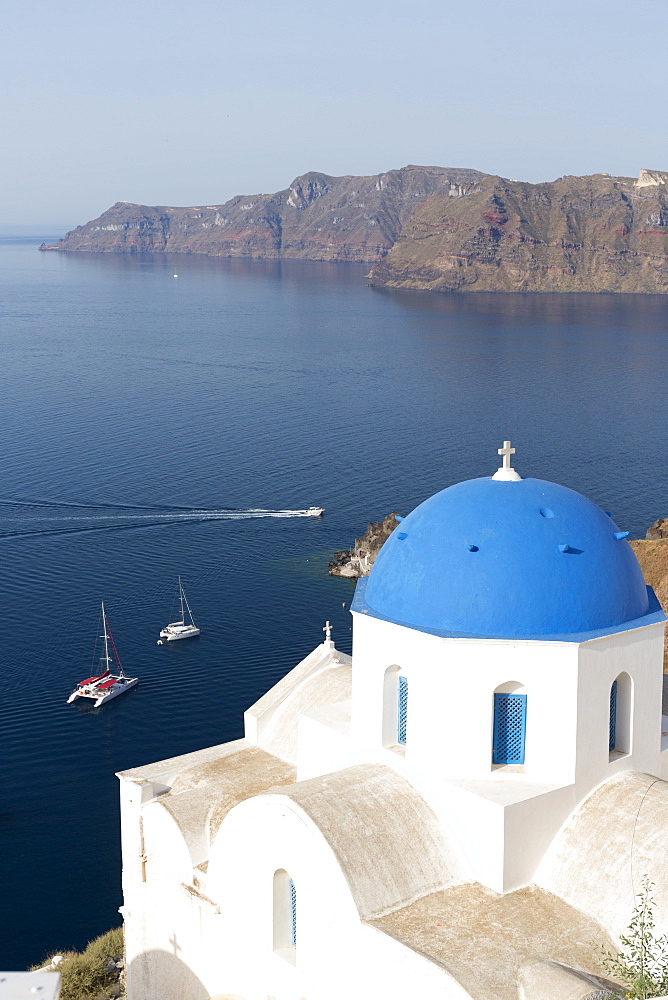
[600, 878, 668, 999]
[32, 927, 124, 1000]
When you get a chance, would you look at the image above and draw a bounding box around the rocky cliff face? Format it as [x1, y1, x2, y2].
[370, 170, 668, 293]
[329, 513, 399, 577]
[629, 535, 668, 671]
[42, 166, 485, 263]
[43, 166, 668, 291]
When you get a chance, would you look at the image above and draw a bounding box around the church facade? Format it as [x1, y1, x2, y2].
[118, 444, 668, 1000]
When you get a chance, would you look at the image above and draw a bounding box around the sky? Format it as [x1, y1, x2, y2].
[2, 0, 667, 228]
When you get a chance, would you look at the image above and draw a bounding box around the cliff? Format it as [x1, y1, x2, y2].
[43, 166, 668, 292]
[329, 513, 399, 577]
[629, 536, 668, 671]
[647, 518, 668, 540]
[369, 170, 668, 293]
[41, 166, 485, 263]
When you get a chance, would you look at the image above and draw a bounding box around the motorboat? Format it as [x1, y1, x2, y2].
[305, 506, 325, 517]
[67, 603, 138, 707]
[158, 577, 200, 643]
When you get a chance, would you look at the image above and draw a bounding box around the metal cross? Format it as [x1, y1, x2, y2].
[498, 440, 516, 471]
[323, 621, 333, 642]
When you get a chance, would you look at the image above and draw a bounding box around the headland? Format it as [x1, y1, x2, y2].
[41, 166, 668, 293]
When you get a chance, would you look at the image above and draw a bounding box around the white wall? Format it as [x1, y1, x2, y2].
[346, 612, 666, 894]
[206, 793, 464, 1000]
[351, 612, 581, 784]
[576, 625, 664, 791]
[121, 785, 219, 1000]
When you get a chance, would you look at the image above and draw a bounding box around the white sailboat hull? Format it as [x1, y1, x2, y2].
[67, 674, 139, 707]
[93, 676, 139, 706]
[158, 624, 201, 642]
[158, 579, 200, 643]
[67, 684, 96, 704]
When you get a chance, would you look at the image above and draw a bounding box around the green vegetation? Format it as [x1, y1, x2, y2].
[32, 927, 124, 1000]
[600, 879, 668, 999]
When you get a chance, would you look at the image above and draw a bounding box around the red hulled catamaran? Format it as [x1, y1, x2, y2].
[67, 602, 138, 707]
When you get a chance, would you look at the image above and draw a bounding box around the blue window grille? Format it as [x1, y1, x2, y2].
[609, 680, 618, 752]
[492, 693, 527, 765]
[289, 878, 297, 947]
[397, 675, 408, 745]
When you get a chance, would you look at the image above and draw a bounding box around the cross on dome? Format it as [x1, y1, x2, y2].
[492, 439, 521, 481]
[323, 620, 333, 643]
[498, 440, 515, 469]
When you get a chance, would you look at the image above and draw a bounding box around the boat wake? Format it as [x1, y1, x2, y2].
[0, 499, 320, 541]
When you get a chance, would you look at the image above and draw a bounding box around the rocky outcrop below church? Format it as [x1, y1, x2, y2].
[40, 166, 485, 263]
[329, 513, 399, 577]
[628, 535, 668, 671]
[369, 170, 668, 293]
[647, 518, 668, 540]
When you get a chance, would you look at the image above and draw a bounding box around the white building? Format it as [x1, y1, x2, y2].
[118, 443, 668, 1000]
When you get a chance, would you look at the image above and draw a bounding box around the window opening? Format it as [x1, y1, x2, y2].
[492, 692, 527, 765]
[273, 869, 296, 959]
[609, 680, 618, 752]
[289, 878, 296, 947]
[397, 675, 408, 745]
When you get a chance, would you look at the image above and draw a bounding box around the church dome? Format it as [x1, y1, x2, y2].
[364, 474, 650, 638]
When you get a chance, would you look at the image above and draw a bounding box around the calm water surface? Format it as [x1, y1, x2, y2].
[1, 237, 667, 967]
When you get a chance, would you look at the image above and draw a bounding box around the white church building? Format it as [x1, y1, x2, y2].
[118, 443, 668, 1000]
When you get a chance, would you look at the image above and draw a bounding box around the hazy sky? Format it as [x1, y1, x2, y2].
[2, 0, 667, 227]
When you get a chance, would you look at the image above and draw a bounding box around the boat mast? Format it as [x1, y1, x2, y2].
[181, 582, 196, 628]
[178, 575, 185, 624]
[101, 601, 112, 672]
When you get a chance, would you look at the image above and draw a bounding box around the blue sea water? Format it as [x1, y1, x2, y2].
[0, 236, 667, 968]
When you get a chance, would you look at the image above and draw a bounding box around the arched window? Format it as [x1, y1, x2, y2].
[382, 666, 408, 749]
[492, 682, 527, 765]
[609, 681, 617, 752]
[289, 878, 297, 947]
[398, 676, 408, 745]
[609, 672, 633, 756]
[273, 869, 297, 959]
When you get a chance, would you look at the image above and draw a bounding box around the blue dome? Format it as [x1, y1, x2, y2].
[364, 477, 650, 638]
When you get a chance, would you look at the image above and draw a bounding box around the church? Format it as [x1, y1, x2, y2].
[117, 442, 668, 1000]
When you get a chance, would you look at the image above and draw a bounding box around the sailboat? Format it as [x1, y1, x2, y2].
[157, 577, 200, 643]
[67, 603, 139, 707]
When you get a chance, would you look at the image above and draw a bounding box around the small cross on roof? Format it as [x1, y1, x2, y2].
[498, 440, 515, 470]
[492, 439, 521, 481]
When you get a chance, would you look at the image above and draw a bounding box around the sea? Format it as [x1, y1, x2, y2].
[1, 233, 667, 969]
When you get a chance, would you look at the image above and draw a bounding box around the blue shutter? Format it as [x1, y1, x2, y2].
[493, 693, 527, 765]
[609, 680, 618, 752]
[397, 675, 408, 745]
[289, 878, 297, 947]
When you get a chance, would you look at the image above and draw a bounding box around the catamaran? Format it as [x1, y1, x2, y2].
[158, 577, 200, 643]
[67, 603, 138, 707]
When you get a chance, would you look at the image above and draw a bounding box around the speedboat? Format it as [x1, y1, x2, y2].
[158, 577, 201, 643]
[305, 506, 325, 517]
[67, 603, 138, 707]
